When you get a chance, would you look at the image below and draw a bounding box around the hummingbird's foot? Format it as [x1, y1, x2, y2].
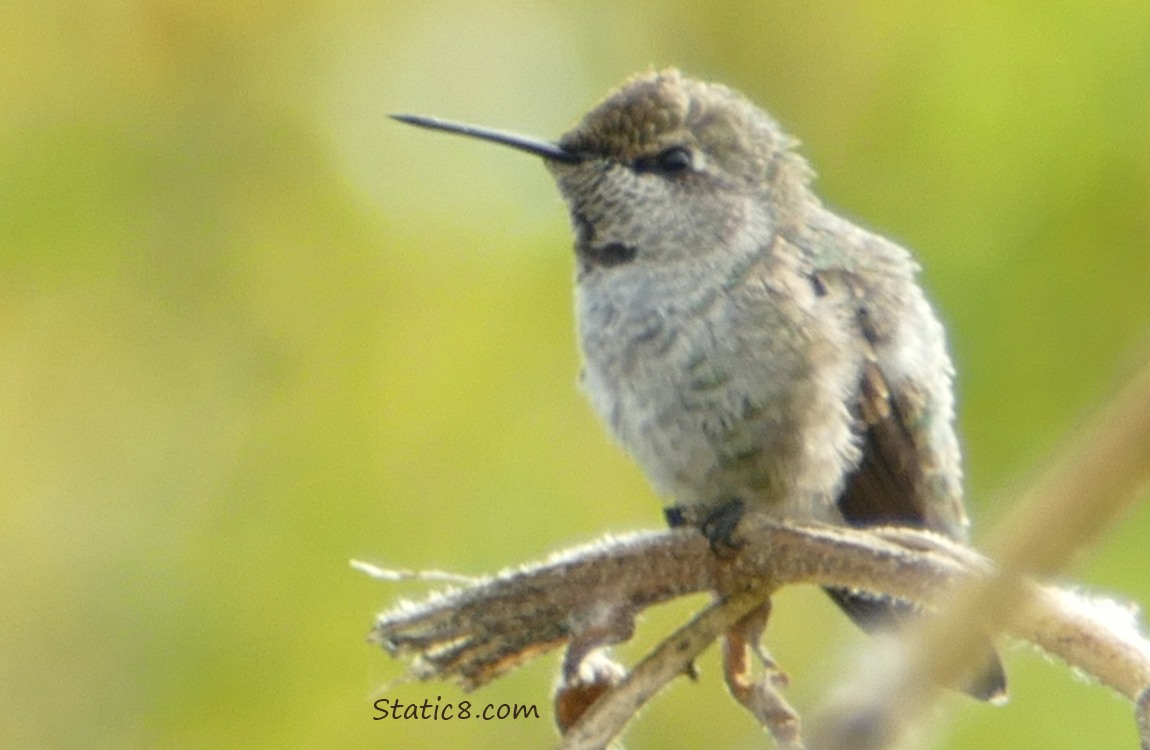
[663, 506, 688, 528]
[664, 499, 747, 555]
[700, 498, 746, 556]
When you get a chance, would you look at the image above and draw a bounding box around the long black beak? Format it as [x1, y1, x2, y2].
[390, 114, 583, 164]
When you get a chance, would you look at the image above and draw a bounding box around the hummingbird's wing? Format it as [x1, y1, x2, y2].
[807, 222, 1007, 702]
[814, 263, 940, 609]
[804, 222, 968, 540]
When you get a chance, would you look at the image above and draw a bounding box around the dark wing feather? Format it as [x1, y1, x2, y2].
[838, 358, 932, 529]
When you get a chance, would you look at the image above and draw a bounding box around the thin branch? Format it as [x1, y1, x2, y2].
[350, 558, 480, 584]
[722, 602, 805, 750]
[557, 583, 775, 750]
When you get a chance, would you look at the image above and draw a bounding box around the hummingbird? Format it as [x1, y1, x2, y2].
[392, 68, 1006, 701]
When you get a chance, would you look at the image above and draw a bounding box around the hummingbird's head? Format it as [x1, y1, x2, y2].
[556, 69, 793, 186]
[391, 69, 814, 273]
[546, 69, 814, 272]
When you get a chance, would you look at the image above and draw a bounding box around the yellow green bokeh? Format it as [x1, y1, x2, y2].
[2, 2, 1149, 748]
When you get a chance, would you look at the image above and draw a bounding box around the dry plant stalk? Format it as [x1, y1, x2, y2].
[1138, 686, 1150, 750]
[366, 519, 1150, 748]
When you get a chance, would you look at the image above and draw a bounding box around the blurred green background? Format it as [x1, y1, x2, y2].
[2, 1, 1148, 748]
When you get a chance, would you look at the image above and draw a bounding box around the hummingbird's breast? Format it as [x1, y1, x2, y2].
[574, 244, 863, 520]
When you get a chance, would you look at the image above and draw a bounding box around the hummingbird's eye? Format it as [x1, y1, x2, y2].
[634, 146, 693, 176]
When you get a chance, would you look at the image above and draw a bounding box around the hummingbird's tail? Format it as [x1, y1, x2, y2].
[823, 586, 1008, 703]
